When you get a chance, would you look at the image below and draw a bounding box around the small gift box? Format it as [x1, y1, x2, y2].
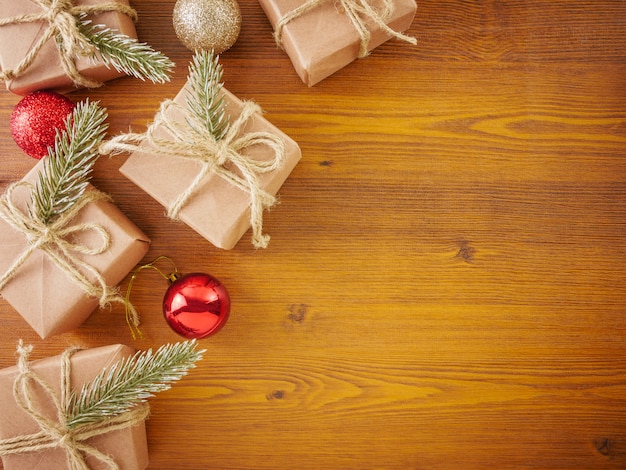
[0, 160, 151, 338]
[258, 0, 417, 86]
[0, 343, 149, 470]
[0, 0, 172, 95]
[115, 52, 301, 250]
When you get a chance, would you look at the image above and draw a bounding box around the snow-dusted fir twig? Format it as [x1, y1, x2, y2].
[79, 16, 174, 84]
[186, 50, 230, 140]
[66, 340, 205, 429]
[29, 100, 108, 225]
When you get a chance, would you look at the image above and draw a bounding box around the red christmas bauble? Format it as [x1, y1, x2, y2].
[10, 91, 75, 159]
[163, 272, 230, 339]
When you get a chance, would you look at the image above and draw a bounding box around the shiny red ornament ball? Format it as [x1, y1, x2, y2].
[10, 91, 75, 159]
[163, 272, 230, 339]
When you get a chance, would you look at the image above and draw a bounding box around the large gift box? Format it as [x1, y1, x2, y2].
[0, 0, 137, 95]
[0, 160, 150, 338]
[119, 84, 302, 250]
[258, 0, 417, 86]
[0, 344, 149, 469]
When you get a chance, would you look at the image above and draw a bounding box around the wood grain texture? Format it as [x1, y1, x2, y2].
[1, 1, 625, 468]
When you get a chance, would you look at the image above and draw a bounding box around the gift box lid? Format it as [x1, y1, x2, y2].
[0, 159, 151, 338]
[120, 86, 302, 249]
[258, 0, 417, 85]
[0, 344, 149, 470]
[0, 0, 137, 95]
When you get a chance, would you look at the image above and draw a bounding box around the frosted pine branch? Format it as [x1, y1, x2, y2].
[30, 100, 108, 225]
[66, 340, 204, 429]
[80, 18, 174, 84]
[187, 50, 230, 141]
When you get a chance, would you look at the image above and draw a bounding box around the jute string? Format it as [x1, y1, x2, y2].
[0, 0, 138, 88]
[273, 0, 416, 58]
[100, 98, 286, 249]
[0, 341, 149, 470]
[0, 182, 140, 330]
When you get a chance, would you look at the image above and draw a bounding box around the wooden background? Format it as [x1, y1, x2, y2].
[1, 1, 625, 468]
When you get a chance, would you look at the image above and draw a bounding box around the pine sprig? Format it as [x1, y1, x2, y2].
[79, 18, 174, 84]
[186, 50, 230, 141]
[30, 100, 108, 225]
[65, 340, 204, 429]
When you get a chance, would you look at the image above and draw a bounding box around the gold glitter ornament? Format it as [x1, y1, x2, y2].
[173, 0, 242, 54]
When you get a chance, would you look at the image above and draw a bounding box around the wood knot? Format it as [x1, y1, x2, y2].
[455, 240, 476, 263]
[288, 304, 308, 323]
[594, 437, 615, 457]
[266, 390, 285, 400]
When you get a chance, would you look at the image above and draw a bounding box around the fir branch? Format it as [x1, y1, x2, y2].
[79, 18, 174, 84]
[30, 100, 108, 225]
[186, 50, 230, 141]
[66, 340, 205, 429]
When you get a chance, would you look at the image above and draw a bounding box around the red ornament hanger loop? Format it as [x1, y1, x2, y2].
[126, 256, 230, 340]
[125, 256, 178, 339]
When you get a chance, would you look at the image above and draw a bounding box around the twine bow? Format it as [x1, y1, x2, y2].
[0, 181, 141, 331]
[274, 0, 416, 58]
[0, 341, 149, 470]
[0, 0, 138, 88]
[100, 97, 286, 249]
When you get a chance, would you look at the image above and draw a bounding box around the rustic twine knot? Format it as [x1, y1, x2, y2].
[48, 0, 97, 57]
[100, 97, 286, 249]
[214, 140, 233, 167]
[273, 0, 416, 58]
[51, 0, 75, 15]
[0, 0, 139, 88]
[49, 0, 78, 27]
[0, 181, 138, 327]
[0, 341, 149, 470]
[34, 225, 53, 246]
[58, 431, 74, 448]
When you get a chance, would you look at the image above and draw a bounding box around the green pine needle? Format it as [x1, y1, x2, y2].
[186, 50, 230, 141]
[79, 18, 174, 84]
[66, 340, 205, 429]
[30, 100, 108, 225]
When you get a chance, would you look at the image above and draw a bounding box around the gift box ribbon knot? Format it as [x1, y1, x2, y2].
[101, 98, 286, 249]
[273, 0, 416, 58]
[0, 0, 138, 88]
[0, 341, 149, 469]
[0, 181, 141, 329]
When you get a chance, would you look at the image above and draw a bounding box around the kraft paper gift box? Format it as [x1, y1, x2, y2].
[0, 160, 150, 338]
[0, 344, 149, 470]
[119, 84, 302, 250]
[0, 0, 137, 95]
[258, 0, 417, 86]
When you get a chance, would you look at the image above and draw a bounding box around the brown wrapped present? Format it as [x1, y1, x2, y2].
[0, 159, 151, 338]
[0, 0, 139, 95]
[258, 0, 417, 86]
[0, 343, 149, 469]
[116, 83, 302, 250]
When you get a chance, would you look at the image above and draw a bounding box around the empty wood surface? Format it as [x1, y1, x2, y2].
[0, 1, 625, 468]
